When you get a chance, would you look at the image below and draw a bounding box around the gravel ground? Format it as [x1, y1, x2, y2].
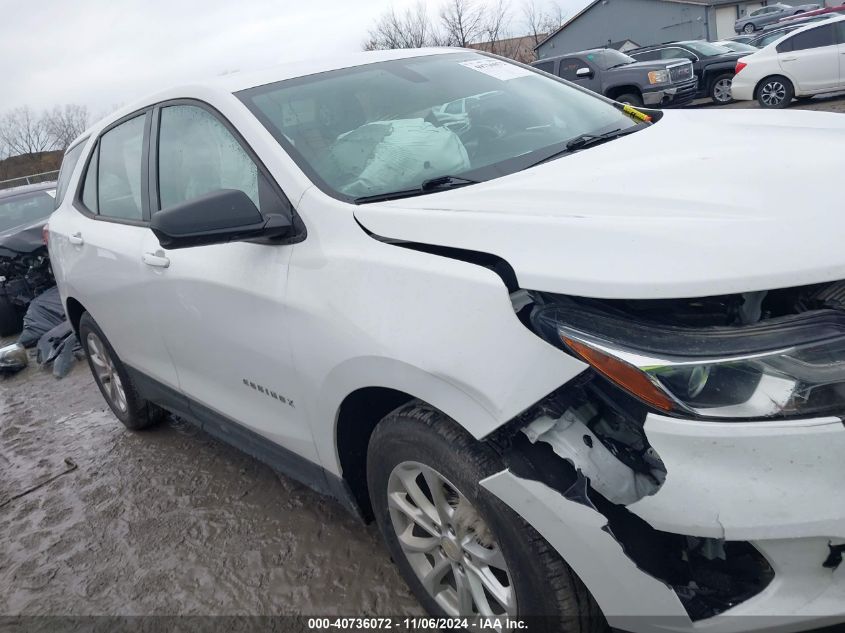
[2, 95, 844, 624]
[695, 91, 845, 112]
[0, 339, 421, 619]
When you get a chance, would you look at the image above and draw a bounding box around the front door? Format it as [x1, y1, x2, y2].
[140, 102, 317, 461]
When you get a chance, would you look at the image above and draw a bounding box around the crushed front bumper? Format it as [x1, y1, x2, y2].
[482, 412, 845, 633]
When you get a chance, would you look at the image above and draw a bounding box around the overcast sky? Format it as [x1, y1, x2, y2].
[1, 0, 587, 119]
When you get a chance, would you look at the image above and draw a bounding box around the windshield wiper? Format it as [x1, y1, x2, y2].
[527, 126, 644, 169]
[354, 175, 480, 204]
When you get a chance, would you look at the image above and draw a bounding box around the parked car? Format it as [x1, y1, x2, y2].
[779, 3, 845, 22]
[0, 181, 57, 335]
[628, 40, 745, 104]
[732, 15, 845, 108]
[49, 48, 845, 632]
[532, 48, 697, 107]
[735, 2, 820, 34]
[712, 40, 759, 53]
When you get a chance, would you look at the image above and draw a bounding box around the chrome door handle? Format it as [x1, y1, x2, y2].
[68, 232, 84, 246]
[782, 57, 797, 62]
[142, 251, 170, 268]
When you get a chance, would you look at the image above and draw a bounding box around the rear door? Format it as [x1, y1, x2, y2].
[777, 23, 839, 92]
[49, 111, 179, 389]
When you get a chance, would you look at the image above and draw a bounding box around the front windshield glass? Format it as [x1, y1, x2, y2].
[718, 41, 758, 52]
[684, 41, 732, 56]
[238, 52, 638, 201]
[591, 49, 637, 69]
[0, 190, 55, 233]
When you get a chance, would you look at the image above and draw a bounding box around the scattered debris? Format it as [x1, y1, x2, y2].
[0, 341, 28, 373]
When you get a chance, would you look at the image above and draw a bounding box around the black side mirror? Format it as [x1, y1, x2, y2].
[151, 189, 291, 250]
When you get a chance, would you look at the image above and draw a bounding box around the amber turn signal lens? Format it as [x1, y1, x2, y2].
[563, 337, 676, 412]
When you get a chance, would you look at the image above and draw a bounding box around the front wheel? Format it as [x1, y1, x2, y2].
[757, 76, 794, 108]
[710, 73, 734, 105]
[615, 93, 642, 107]
[743, 22, 756, 34]
[367, 403, 606, 633]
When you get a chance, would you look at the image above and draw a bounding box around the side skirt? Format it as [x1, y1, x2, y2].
[125, 366, 364, 520]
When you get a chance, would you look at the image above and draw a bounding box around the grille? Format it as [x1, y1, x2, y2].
[669, 62, 694, 83]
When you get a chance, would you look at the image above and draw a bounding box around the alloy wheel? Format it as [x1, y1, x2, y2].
[713, 78, 733, 103]
[387, 461, 515, 619]
[86, 332, 128, 413]
[760, 80, 787, 107]
[743, 23, 755, 34]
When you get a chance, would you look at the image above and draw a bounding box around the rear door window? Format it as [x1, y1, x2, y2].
[88, 114, 146, 221]
[789, 24, 836, 51]
[533, 61, 555, 74]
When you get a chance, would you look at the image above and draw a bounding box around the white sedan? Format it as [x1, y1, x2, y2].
[732, 14, 845, 107]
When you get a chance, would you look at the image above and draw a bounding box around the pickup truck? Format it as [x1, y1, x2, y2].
[532, 48, 697, 108]
[627, 40, 746, 105]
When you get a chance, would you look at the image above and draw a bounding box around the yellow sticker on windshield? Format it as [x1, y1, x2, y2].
[623, 104, 652, 123]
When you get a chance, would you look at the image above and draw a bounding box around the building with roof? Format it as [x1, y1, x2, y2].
[535, 0, 835, 59]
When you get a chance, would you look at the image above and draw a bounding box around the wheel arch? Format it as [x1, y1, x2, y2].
[65, 296, 87, 336]
[753, 73, 793, 100]
[604, 84, 642, 101]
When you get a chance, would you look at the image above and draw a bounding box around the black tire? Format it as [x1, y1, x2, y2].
[709, 73, 734, 105]
[78, 312, 164, 430]
[757, 75, 794, 109]
[743, 23, 756, 34]
[0, 295, 23, 337]
[615, 93, 642, 107]
[367, 402, 606, 633]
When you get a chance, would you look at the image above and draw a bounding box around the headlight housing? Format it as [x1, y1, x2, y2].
[534, 304, 845, 420]
[648, 70, 671, 85]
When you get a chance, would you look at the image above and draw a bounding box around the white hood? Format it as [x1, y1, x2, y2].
[354, 109, 845, 299]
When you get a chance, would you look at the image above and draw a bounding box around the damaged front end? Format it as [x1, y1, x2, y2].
[483, 282, 845, 629]
[0, 224, 55, 334]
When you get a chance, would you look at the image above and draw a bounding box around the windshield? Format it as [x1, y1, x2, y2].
[683, 41, 732, 56]
[591, 49, 637, 69]
[238, 52, 638, 202]
[717, 41, 758, 52]
[0, 190, 55, 233]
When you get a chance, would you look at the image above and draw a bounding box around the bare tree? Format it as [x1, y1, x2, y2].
[364, 2, 435, 50]
[0, 107, 53, 158]
[481, 0, 511, 54]
[44, 104, 89, 151]
[439, 0, 484, 47]
[523, 0, 565, 48]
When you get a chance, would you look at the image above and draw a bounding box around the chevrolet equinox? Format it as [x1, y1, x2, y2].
[48, 49, 845, 633]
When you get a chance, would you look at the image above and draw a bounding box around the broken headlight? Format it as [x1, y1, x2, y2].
[534, 305, 845, 420]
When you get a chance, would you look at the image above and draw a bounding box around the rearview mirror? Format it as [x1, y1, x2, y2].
[576, 67, 593, 78]
[151, 189, 291, 250]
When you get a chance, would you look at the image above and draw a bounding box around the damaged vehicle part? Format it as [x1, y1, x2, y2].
[487, 378, 774, 621]
[0, 182, 57, 336]
[530, 282, 845, 420]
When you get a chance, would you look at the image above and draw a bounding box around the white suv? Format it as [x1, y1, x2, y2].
[48, 49, 845, 633]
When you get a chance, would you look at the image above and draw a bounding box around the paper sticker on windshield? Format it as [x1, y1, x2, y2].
[460, 59, 533, 81]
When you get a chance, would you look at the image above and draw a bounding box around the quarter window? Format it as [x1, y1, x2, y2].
[157, 105, 260, 211]
[96, 115, 146, 220]
[81, 144, 98, 213]
[54, 140, 87, 207]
